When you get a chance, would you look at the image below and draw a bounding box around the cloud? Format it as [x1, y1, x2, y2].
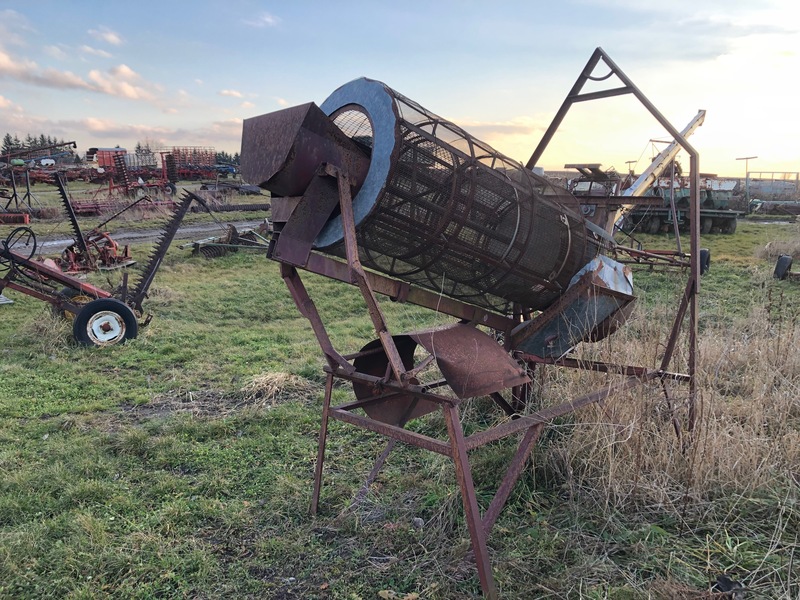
[0, 45, 163, 103]
[0, 94, 15, 109]
[88, 26, 124, 46]
[241, 101, 255, 109]
[219, 89, 243, 98]
[0, 49, 93, 91]
[194, 78, 203, 85]
[87, 64, 159, 101]
[242, 12, 280, 27]
[275, 97, 288, 107]
[0, 10, 33, 47]
[80, 45, 112, 58]
[44, 45, 68, 60]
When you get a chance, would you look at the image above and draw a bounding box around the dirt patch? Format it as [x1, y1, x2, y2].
[121, 373, 322, 421]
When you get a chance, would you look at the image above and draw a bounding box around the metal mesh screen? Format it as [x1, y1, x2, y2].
[326, 84, 598, 314]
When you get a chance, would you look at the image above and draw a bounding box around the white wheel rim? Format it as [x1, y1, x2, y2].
[86, 310, 126, 345]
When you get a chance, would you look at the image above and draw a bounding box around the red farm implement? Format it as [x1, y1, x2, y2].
[0, 190, 201, 346]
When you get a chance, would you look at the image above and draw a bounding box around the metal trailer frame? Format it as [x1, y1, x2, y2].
[0, 190, 203, 346]
[267, 48, 700, 598]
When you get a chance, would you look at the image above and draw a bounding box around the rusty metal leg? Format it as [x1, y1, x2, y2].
[482, 422, 544, 536]
[311, 372, 335, 515]
[443, 404, 498, 599]
[281, 263, 352, 373]
[339, 439, 397, 519]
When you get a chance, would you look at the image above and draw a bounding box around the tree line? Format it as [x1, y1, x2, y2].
[2, 133, 73, 156]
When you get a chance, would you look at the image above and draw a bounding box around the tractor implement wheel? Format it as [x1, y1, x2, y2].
[73, 298, 138, 346]
[1, 226, 37, 270]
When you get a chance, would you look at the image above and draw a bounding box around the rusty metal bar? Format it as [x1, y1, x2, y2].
[302, 252, 514, 332]
[482, 422, 544, 534]
[464, 373, 658, 451]
[331, 164, 409, 384]
[280, 264, 353, 373]
[522, 355, 691, 382]
[311, 372, 335, 515]
[443, 404, 498, 599]
[330, 408, 452, 456]
[327, 367, 459, 407]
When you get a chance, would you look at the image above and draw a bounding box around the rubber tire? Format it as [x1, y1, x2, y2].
[701, 217, 713, 234]
[699, 248, 711, 275]
[73, 298, 138, 347]
[647, 216, 662, 234]
[774, 254, 793, 280]
[164, 182, 177, 195]
[722, 217, 737, 234]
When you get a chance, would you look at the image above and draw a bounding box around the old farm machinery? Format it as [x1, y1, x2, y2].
[241, 48, 703, 598]
[0, 190, 201, 346]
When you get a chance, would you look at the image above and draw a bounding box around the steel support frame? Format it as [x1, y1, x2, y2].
[274, 163, 685, 599]
[527, 46, 700, 432]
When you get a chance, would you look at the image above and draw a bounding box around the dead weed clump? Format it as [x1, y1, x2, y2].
[124, 372, 320, 420]
[240, 371, 319, 406]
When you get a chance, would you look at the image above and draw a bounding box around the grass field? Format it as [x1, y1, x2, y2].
[1, 218, 799, 598]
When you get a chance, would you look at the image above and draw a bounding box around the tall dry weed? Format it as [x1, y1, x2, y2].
[533, 297, 800, 514]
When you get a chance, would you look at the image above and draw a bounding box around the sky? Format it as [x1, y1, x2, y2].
[0, 0, 798, 178]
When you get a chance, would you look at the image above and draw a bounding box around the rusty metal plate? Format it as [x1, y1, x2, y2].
[410, 323, 529, 399]
[353, 336, 439, 426]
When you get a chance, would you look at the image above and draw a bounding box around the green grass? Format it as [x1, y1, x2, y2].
[1, 221, 799, 598]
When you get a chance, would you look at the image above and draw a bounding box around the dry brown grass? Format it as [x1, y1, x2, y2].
[240, 371, 319, 405]
[541, 304, 799, 507]
[758, 222, 800, 261]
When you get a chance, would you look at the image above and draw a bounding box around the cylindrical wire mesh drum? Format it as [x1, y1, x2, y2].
[316, 78, 599, 313]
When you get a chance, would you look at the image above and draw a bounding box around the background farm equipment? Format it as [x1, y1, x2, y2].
[0, 190, 200, 346]
[53, 173, 136, 272]
[241, 48, 704, 599]
[180, 221, 271, 259]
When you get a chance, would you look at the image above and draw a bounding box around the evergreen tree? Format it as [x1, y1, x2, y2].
[2, 133, 14, 155]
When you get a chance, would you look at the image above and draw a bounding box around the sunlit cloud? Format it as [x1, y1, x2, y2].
[220, 89, 243, 98]
[242, 12, 280, 27]
[80, 45, 112, 58]
[275, 97, 288, 106]
[0, 94, 15, 109]
[87, 64, 159, 101]
[194, 78, 203, 85]
[241, 101, 255, 109]
[0, 49, 92, 91]
[88, 26, 124, 46]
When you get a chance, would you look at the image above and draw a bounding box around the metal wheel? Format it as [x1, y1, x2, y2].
[72, 298, 138, 346]
[352, 336, 438, 426]
[1, 226, 37, 270]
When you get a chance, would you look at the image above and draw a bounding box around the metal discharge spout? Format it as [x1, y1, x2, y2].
[242, 78, 601, 314]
